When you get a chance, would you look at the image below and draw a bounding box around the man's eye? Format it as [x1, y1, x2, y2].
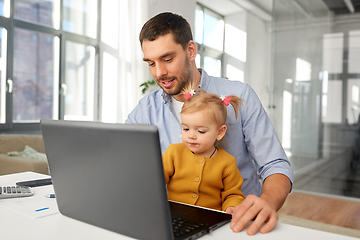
[149, 62, 155, 67]
[165, 58, 172, 62]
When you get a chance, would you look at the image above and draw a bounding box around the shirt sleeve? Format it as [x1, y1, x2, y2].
[240, 84, 294, 186]
[125, 98, 148, 124]
[221, 159, 246, 211]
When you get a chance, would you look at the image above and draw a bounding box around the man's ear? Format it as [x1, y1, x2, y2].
[217, 125, 227, 141]
[187, 40, 197, 61]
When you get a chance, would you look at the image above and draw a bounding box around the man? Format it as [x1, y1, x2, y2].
[126, 12, 293, 235]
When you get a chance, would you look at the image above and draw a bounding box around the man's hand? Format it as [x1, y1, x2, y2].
[230, 195, 277, 235]
[229, 174, 291, 235]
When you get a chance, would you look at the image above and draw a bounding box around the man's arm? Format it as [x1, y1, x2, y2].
[229, 174, 291, 235]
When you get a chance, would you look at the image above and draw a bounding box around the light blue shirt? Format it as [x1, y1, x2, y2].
[126, 69, 294, 197]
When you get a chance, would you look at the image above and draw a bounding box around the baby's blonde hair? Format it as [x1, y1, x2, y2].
[181, 87, 243, 127]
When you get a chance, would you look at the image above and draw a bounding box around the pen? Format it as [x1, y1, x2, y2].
[35, 207, 49, 212]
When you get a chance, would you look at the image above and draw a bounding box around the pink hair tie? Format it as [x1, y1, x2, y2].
[184, 89, 196, 100]
[220, 95, 232, 106]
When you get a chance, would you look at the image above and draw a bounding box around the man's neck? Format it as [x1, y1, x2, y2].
[173, 66, 201, 102]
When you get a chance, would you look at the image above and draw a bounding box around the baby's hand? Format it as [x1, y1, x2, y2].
[225, 207, 235, 214]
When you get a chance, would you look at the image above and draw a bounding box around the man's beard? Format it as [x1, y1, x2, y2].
[157, 55, 191, 96]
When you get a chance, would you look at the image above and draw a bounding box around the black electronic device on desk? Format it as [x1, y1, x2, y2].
[16, 178, 52, 187]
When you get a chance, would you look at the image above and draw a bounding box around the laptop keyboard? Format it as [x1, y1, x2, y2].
[172, 217, 206, 238]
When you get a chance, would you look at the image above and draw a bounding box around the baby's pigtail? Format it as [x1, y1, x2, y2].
[221, 95, 243, 119]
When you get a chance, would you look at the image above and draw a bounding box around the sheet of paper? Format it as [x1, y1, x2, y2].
[0, 191, 59, 219]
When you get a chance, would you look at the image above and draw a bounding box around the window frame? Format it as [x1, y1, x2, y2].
[195, 3, 225, 78]
[0, 0, 101, 132]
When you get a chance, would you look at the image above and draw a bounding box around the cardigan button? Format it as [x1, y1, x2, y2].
[192, 193, 197, 198]
[195, 177, 200, 182]
[199, 159, 204, 164]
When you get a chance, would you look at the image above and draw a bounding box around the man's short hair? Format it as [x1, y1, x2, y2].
[139, 12, 193, 50]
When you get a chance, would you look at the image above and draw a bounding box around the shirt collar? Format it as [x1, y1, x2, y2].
[198, 68, 210, 90]
[161, 90, 171, 103]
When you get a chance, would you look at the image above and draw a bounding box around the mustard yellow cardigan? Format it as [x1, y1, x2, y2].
[162, 143, 245, 211]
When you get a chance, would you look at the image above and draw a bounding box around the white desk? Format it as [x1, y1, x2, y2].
[0, 172, 358, 240]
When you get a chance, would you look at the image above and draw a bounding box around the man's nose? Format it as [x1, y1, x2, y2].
[155, 63, 167, 79]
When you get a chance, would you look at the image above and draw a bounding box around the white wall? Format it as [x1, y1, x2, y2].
[245, 12, 272, 113]
[223, 11, 246, 81]
[223, 11, 272, 113]
[147, 0, 196, 31]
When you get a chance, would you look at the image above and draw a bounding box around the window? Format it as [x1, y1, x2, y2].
[195, 3, 247, 81]
[0, 0, 10, 18]
[0, 0, 100, 131]
[348, 79, 360, 124]
[202, 10, 224, 51]
[195, 4, 224, 77]
[14, 0, 60, 29]
[101, 52, 118, 123]
[62, 0, 97, 38]
[296, 58, 311, 81]
[323, 33, 343, 74]
[349, 30, 360, 74]
[347, 31, 360, 124]
[322, 77, 343, 123]
[0, 27, 7, 124]
[321, 31, 360, 124]
[204, 56, 221, 77]
[13, 28, 59, 122]
[64, 41, 95, 121]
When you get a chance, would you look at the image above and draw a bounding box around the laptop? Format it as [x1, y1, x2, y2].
[40, 119, 232, 240]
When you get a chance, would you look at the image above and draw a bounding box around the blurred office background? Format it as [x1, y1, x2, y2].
[0, 0, 359, 199]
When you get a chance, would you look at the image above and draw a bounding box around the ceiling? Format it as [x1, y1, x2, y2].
[323, 0, 360, 14]
[197, 0, 273, 21]
[197, 0, 360, 22]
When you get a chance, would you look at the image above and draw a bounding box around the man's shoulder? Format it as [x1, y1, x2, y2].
[200, 69, 250, 94]
[212, 77, 248, 88]
[203, 76, 250, 96]
[138, 89, 164, 103]
[126, 89, 165, 123]
[135, 89, 170, 110]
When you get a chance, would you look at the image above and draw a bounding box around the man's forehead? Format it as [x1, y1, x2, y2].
[142, 35, 184, 61]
